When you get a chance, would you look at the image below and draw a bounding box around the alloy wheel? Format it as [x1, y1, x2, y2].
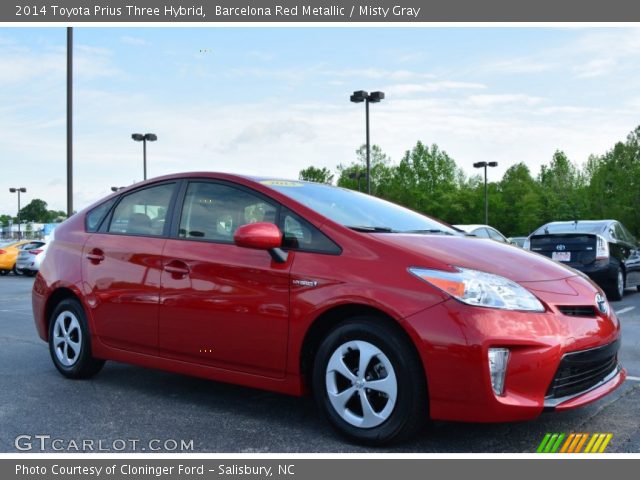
[325, 340, 397, 428]
[52, 311, 82, 367]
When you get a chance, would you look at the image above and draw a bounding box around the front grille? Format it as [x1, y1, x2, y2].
[557, 305, 597, 318]
[546, 340, 619, 399]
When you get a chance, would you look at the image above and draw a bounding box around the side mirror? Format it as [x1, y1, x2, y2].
[233, 222, 288, 263]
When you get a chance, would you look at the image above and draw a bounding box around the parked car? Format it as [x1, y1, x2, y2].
[0, 240, 44, 275]
[16, 241, 49, 277]
[509, 236, 528, 248]
[525, 220, 640, 301]
[454, 224, 511, 243]
[33, 174, 624, 444]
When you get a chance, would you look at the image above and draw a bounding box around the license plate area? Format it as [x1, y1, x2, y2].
[552, 251, 571, 262]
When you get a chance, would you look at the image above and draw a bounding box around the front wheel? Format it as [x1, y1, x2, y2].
[0, 269, 8, 276]
[312, 318, 427, 445]
[48, 298, 105, 379]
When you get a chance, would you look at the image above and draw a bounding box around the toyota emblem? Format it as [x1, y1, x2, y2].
[556, 244, 566, 251]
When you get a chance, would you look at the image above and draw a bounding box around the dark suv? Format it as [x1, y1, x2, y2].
[525, 220, 640, 300]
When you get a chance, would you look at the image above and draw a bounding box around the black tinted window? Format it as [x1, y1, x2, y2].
[86, 197, 117, 233]
[620, 224, 637, 244]
[108, 183, 175, 237]
[534, 222, 606, 235]
[281, 209, 340, 254]
[613, 223, 626, 243]
[179, 182, 276, 242]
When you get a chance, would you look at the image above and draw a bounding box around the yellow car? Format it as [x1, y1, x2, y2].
[0, 240, 43, 275]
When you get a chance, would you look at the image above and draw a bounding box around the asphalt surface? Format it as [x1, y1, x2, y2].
[0, 275, 639, 453]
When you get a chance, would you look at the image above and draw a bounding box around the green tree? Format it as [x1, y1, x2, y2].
[385, 141, 461, 220]
[496, 162, 542, 236]
[47, 210, 67, 223]
[18, 199, 50, 223]
[336, 145, 394, 194]
[585, 126, 640, 235]
[537, 151, 583, 223]
[298, 166, 334, 184]
[0, 214, 12, 227]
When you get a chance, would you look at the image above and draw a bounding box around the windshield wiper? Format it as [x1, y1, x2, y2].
[401, 229, 455, 235]
[347, 225, 396, 233]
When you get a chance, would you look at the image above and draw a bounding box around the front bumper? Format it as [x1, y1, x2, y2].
[404, 276, 624, 423]
[544, 363, 625, 411]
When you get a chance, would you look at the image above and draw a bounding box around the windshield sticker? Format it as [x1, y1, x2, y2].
[260, 180, 304, 187]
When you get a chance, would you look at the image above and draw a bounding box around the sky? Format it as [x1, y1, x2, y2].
[1, 26, 639, 215]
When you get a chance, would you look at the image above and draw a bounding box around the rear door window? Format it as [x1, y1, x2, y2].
[86, 197, 118, 232]
[107, 183, 175, 237]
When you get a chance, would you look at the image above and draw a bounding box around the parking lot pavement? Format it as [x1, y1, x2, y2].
[1, 275, 639, 453]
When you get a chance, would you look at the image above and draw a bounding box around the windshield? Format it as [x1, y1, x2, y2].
[533, 222, 607, 235]
[260, 180, 458, 235]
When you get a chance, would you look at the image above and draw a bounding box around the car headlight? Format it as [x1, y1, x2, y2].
[409, 266, 545, 312]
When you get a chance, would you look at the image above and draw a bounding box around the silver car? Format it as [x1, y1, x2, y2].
[15, 241, 47, 277]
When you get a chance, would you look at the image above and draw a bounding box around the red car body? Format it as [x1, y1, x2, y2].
[33, 173, 625, 441]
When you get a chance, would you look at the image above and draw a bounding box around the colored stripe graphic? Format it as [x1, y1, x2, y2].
[537, 433, 613, 453]
[560, 433, 575, 453]
[597, 434, 613, 453]
[574, 433, 589, 453]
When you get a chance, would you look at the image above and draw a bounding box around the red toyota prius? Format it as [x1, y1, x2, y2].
[32, 173, 625, 444]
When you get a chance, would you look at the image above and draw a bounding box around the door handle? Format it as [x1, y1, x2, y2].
[164, 260, 190, 277]
[86, 249, 105, 264]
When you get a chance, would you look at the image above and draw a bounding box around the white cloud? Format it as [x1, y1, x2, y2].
[573, 57, 617, 78]
[386, 81, 486, 96]
[482, 58, 556, 74]
[468, 94, 545, 107]
[120, 35, 151, 46]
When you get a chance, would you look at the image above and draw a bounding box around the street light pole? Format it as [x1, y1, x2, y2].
[473, 161, 498, 225]
[67, 27, 73, 218]
[131, 133, 157, 181]
[9, 188, 27, 240]
[350, 90, 385, 195]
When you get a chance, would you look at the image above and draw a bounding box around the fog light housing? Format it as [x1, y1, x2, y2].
[488, 348, 510, 396]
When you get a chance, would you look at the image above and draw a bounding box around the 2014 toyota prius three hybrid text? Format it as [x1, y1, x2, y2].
[32, 173, 625, 444]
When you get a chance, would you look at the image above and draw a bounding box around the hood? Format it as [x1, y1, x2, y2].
[372, 234, 576, 283]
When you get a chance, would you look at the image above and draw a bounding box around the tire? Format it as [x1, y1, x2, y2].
[12, 266, 22, 276]
[48, 298, 105, 379]
[312, 317, 427, 445]
[0, 269, 8, 276]
[24, 270, 36, 277]
[606, 267, 624, 301]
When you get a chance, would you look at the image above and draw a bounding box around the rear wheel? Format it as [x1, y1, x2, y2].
[607, 267, 624, 301]
[48, 298, 105, 379]
[0, 269, 8, 276]
[312, 318, 427, 445]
